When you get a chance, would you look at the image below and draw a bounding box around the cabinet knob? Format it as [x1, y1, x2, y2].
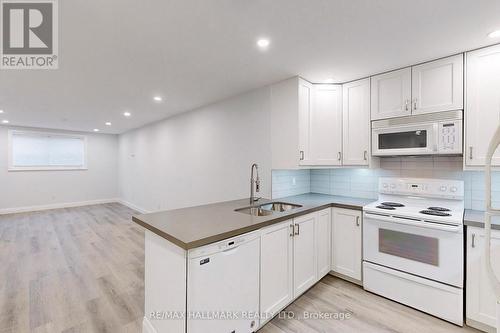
[405, 99, 409, 112]
[295, 223, 300, 236]
[299, 151, 304, 161]
[469, 146, 473, 160]
[338, 152, 342, 161]
[290, 224, 295, 237]
[364, 150, 368, 161]
[356, 216, 360, 227]
[472, 233, 476, 248]
[413, 98, 418, 111]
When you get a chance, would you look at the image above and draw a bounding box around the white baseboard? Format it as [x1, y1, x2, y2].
[142, 317, 157, 333]
[0, 198, 120, 215]
[117, 199, 150, 214]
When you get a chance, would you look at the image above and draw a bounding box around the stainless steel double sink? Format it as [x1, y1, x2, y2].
[235, 201, 302, 216]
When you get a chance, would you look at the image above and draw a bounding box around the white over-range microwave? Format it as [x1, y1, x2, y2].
[371, 110, 463, 156]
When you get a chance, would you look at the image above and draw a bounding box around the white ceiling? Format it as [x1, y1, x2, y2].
[2, 0, 500, 134]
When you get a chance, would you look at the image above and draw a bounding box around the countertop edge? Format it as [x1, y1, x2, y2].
[133, 200, 364, 250]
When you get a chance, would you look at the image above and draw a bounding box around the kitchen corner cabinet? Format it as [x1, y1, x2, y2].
[342, 78, 371, 166]
[411, 54, 463, 115]
[466, 226, 500, 332]
[466, 44, 500, 167]
[331, 208, 362, 282]
[371, 67, 412, 120]
[371, 54, 464, 121]
[298, 79, 315, 165]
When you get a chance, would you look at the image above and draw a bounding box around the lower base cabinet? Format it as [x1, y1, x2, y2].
[331, 207, 362, 282]
[466, 226, 500, 332]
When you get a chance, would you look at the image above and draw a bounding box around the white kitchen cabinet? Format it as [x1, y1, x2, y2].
[466, 45, 500, 167]
[293, 212, 317, 297]
[260, 220, 294, 320]
[342, 78, 370, 166]
[298, 79, 314, 165]
[316, 208, 332, 279]
[310, 84, 343, 166]
[370, 68, 412, 120]
[466, 226, 500, 332]
[411, 54, 463, 115]
[331, 208, 362, 282]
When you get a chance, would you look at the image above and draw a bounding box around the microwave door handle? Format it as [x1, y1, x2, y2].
[364, 212, 461, 232]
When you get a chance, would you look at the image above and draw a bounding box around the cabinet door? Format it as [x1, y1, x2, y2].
[331, 208, 362, 281]
[293, 212, 317, 297]
[466, 45, 500, 166]
[260, 220, 294, 319]
[370, 68, 412, 120]
[342, 78, 370, 166]
[411, 54, 463, 115]
[309, 84, 343, 165]
[298, 79, 314, 165]
[466, 227, 500, 329]
[316, 209, 332, 280]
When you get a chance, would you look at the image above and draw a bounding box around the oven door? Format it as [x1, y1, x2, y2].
[363, 212, 463, 287]
[372, 123, 438, 156]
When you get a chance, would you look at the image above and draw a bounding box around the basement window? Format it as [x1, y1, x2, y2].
[8, 130, 87, 171]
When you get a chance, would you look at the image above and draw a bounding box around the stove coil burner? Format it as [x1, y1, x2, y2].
[376, 205, 396, 210]
[420, 210, 451, 217]
[427, 207, 451, 212]
[380, 202, 405, 207]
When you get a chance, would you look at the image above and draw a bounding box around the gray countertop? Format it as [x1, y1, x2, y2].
[464, 209, 500, 230]
[132, 193, 374, 250]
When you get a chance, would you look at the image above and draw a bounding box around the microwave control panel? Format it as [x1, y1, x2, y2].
[438, 120, 462, 154]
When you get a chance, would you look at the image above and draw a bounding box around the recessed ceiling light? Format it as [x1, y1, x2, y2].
[257, 38, 270, 50]
[105, 122, 112, 126]
[488, 30, 500, 38]
[93, 128, 100, 132]
[153, 96, 163, 102]
[2, 120, 9, 124]
[0, 110, 4, 114]
[123, 111, 131, 117]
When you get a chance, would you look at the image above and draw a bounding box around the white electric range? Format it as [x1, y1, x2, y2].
[362, 177, 465, 326]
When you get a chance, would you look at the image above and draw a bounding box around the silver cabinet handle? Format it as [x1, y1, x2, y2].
[356, 216, 360, 227]
[469, 146, 473, 160]
[299, 151, 304, 161]
[405, 99, 409, 111]
[338, 152, 342, 161]
[472, 233, 476, 248]
[295, 223, 300, 236]
[363, 150, 368, 161]
[290, 224, 295, 237]
[413, 98, 417, 111]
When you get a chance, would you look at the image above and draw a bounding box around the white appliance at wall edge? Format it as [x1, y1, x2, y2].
[485, 124, 500, 332]
[363, 177, 465, 325]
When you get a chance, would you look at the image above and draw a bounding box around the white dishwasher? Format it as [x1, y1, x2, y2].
[187, 231, 260, 333]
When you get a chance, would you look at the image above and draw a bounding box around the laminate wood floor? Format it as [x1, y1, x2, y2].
[0, 203, 481, 333]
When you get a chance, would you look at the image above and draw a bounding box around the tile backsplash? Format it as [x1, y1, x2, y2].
[273, 156, 500, 211]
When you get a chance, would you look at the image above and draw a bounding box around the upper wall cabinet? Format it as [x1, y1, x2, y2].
[309, 84, 343, 166]
[343, 78, 370, 166]
[411, 54, 463, 115]
[371, 55, 464, 121]
[298, 79, 315, 166]
[466, 45, 500, 167]
[370, 68, 412, 120]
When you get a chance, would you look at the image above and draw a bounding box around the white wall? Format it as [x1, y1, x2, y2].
[0, 126, 119, 213]
[118, 87, 272, 213]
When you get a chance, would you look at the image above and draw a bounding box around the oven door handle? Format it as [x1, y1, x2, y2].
[364, 212, 462, 233]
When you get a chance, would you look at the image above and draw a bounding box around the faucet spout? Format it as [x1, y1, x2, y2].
[250, 163, 260, 204]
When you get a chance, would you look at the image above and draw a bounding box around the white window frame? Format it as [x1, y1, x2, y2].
[8, 130, 88, 171]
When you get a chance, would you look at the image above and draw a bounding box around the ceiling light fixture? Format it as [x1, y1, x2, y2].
[488, 30, 500, 38]
[2, 120, 9, 124]
[324, 78, 335, 83]
[153, 96, 163, 102]
[0, 110, 4, 114]
[93, 128, 100, 132]
[256, 38, 270, 50]
[123, 111, 131, 117]
[105, 122, 112, 126]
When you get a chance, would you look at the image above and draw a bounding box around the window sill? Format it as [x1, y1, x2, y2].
[8, 167, 88, 172]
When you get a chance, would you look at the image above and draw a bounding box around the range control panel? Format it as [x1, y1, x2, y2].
[379, 177, 464, 199]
